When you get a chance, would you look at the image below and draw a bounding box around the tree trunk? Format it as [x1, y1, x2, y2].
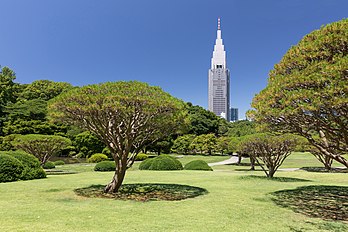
[237, 153, 242, 165]
[268, 167, 275, 178]
[104, 161, 127, 193]
[324, 156, 333, 171]
[250, 156, 255, 170]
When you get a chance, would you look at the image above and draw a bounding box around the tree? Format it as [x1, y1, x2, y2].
[48, 81, 186, 193]
[239, 134, 297, 177]
[216, 136, 230, 155]
[250, 19, 348, 168]
[0, 67, 18, 135]
[73, 131, 104, 157]
[171, 134, 196, 154]
[227, 120, 256, 137]
[2, 99, 67, 135]
[18, 80, 73, 101]
[12, 134, 71, 165]
[186, 103, 220, 135]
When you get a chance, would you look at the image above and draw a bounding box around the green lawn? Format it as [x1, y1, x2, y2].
[0, 154, 347, 232]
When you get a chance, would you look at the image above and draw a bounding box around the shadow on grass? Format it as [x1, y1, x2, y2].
[240, 175, 311, 182]
[300, 167, 348, 173]
[75, 183, 208, 202]
[272, 185, 348, 221]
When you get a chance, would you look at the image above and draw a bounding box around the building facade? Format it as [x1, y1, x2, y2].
[230, 108, 238, 121]
[208, 18, 230, 120]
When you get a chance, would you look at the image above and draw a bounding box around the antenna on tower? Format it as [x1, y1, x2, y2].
[218, 17, 221, 30]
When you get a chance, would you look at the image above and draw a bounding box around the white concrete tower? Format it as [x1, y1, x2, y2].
[208, 18, 230, 120]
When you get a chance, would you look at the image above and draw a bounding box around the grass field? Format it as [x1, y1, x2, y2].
[0, 153, 347, 232]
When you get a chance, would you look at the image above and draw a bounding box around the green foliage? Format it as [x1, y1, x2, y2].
[2, 99, 67, 135]
[186, 103, 220, 135]
[73, 131, 105, 157]
[88, 153, 109, 163]
[94, 161, 115, 172]
[134, 153, 148, 161]
[190, 134, 217, 155]
[184, 160, 213, 171]
[54, 160, 65, 165]
[0, 67, 18, 135]
[0, 154, 24, 182]
[139, 155, 183, 171]
[138, 158, 154, 170]
[13, 134, 71, 165]
[227, 120, 256, 137]
[18, 80, 73, 101]
[43, 161, 55, 169]
[250, 19, 348, 167]
[101, 147, 112, 158]
[2, 150, 46, 180]
[171, 134, 196, 154]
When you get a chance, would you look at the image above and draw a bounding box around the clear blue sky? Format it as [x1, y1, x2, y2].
[1, 0, 347, 118]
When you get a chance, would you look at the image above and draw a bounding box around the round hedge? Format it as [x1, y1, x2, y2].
[139, 155, 183, 171]
[135, 153, 148, 161]
[0, 154, 24, 182]
[94, 161, 115, 172]
[88, 153, 109, 163]
[5, 151, 46, 180]
[54, 160, 65, 165]
[184, 160, 213, 171]
[43, 161, 55, 169]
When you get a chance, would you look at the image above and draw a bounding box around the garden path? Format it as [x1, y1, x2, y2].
[208, 156, 239, 166]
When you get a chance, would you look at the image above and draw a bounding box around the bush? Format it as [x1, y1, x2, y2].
[0, 154, 24, 182]
[135, 153, 148, 161]
[88, 153, 109, 163]
[43, 161, 55, 169]
[102, 147, 112, 158]
[184, 160, 213, 171]
[3, 151, 46, 180]
[54, 160, 65, 165]
[94, 161, 115, 172]
[139, 155, 183, 171]
[139, 158, 154, 170]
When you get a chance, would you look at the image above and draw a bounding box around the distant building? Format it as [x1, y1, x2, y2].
[230, 108, 238, 121]
[208, 18, 230, 121]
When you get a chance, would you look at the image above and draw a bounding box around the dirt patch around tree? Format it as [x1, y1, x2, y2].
[271, 185, 348, 221]
[75, 183, 208, 202]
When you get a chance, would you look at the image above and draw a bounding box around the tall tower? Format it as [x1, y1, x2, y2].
[208, 18, 230, 120]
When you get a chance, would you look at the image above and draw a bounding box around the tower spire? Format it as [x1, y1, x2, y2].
[218, 17, 221, 30]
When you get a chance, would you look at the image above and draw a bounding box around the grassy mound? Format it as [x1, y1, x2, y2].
[75, 183, 208, 202]
[184, 160, 213, 171]
[139, 155, 183, 171]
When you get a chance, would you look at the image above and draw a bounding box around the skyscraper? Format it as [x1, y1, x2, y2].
[208, 18, 230, 120]
[230, 108, 239, 121]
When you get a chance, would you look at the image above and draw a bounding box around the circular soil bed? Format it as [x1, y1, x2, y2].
[75, 183, 208, 202]
[272, 185, 348, 221]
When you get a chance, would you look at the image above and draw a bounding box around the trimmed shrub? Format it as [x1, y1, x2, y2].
[139, 155, 183, 171]
[88, 153, 109, 163]
[0, 154, 24, 182]
[94, 161, 115, 172]
[4, 151, 46, 180]
[139, 158, 154, 170]
[54, 160, 65, 165]
[135, 153, 148, 161]
[184, 160, 213, 171]
[43, 161, 55, 169]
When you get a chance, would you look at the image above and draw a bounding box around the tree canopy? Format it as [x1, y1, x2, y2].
[48, 81, 186, 192]
[250, 19, 348, 167]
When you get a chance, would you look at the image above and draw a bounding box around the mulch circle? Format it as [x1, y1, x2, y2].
[75, 183, 208, 202]
[272, 185, 348, 221]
